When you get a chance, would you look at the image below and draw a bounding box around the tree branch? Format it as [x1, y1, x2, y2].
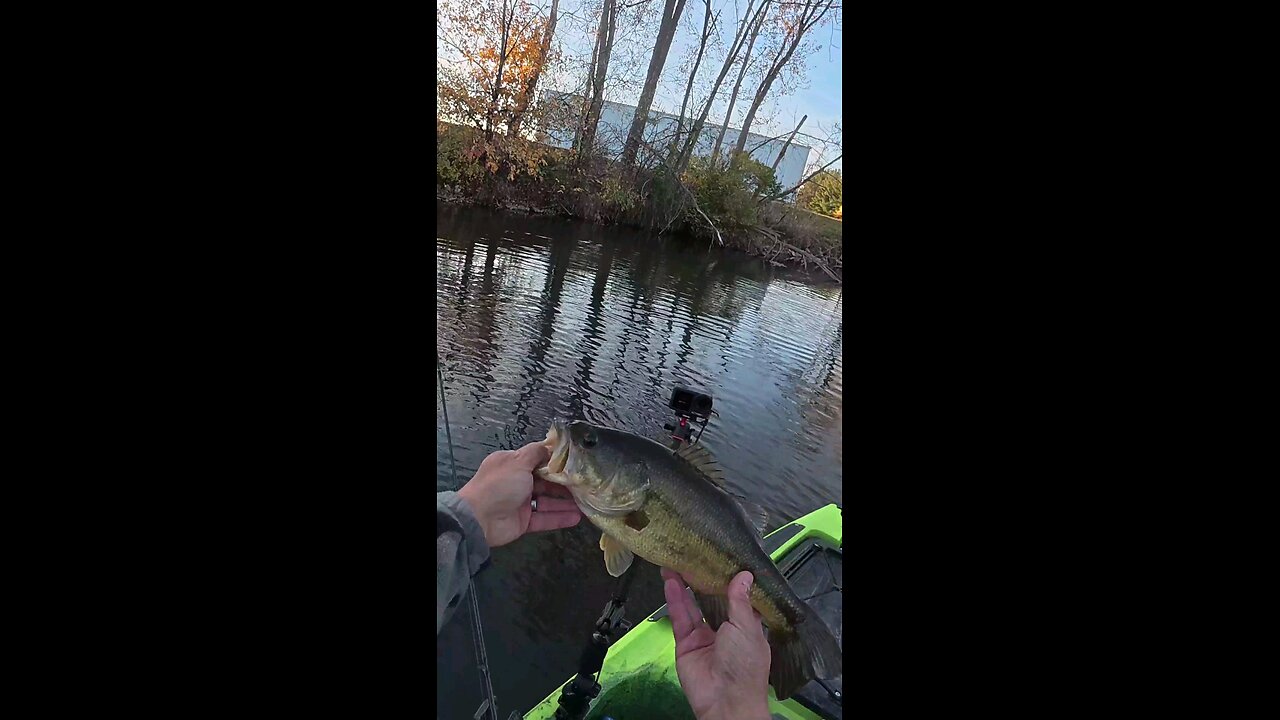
[758, 153, 841, 203]
[630, 132, 723, 247]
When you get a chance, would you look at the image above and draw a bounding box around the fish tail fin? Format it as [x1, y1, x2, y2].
[768, 612, 842, 700]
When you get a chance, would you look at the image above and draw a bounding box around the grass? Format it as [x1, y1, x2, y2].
[791, 206, 843, 245]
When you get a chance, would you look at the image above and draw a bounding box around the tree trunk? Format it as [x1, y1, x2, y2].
[574, 16, 604, 151]
[710, 0, 768, 161]
[579, 0, 616, 163]
[670, 0, 714, 160]
[731, 65, 778, 157]
[769, 114, 805, 172]
[485, 0, 515, 142]
[508, 0, 559, 139]
[621, 0, 687, 167]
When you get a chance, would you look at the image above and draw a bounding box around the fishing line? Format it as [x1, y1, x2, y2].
[438, 354, 500, 720]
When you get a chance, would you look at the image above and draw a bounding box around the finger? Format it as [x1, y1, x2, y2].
[665, 576, 704, 636]
[530, 495, 579, 514]
[527, 510, 581, 532]
[726, 571, 762, 635]
[533, 478, 575, 499]
[514, 441, 551, 470]
[660, 567, 682, 583]
[663, 577, 696, 641]
[679, 585, 704, 632]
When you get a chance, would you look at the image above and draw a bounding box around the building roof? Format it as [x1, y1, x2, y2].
[540, 90, 813, 152]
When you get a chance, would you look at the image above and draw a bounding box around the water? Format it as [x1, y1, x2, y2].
[436, 201, 842, 719]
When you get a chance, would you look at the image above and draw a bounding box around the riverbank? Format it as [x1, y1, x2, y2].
[436, 121, 841, 281]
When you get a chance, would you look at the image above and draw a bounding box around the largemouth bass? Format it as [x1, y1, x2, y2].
[536, 420, 841, 700]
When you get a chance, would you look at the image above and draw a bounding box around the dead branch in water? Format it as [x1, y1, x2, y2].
[783, 241, 841, 283]
[754, 224, 840, 283]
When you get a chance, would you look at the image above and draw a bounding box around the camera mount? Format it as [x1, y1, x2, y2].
[663, 386, 715, 449]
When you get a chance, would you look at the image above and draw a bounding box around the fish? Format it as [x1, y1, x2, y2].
[536, 419, 842, 700]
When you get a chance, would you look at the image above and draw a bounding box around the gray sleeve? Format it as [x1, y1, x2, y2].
[437, 491, 492, 634]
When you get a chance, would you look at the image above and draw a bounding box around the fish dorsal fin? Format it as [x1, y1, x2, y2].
[733, 497, 770, 540]
[674, 443, 727, 488]
[672, 443, 765, 540]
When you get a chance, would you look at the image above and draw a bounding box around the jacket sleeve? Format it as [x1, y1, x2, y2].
[437, 491, 491, 634]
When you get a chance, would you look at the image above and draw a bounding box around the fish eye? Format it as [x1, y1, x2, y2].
[582, 431, 598, 448]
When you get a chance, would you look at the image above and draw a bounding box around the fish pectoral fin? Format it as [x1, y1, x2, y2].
[694, 591, 732, 631]
[600, 533, 634, 577]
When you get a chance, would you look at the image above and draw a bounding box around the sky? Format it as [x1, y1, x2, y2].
[438, 0, 842, 170]
[649, 0, 842, 154]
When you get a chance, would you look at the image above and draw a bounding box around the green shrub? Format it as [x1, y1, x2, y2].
[682, 154, 781, 236]
[798, 169, 841, 218]
[601, 175, 638, 215]
[436, 124, 485, 188]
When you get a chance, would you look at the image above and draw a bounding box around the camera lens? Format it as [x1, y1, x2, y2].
[692, 394, 712, 416]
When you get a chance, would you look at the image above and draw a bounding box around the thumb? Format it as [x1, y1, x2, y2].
[726, 571, 759, 631]
[514, 441, 552, 471]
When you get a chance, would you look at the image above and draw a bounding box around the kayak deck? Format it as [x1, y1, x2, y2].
[522, 503, 843, 720]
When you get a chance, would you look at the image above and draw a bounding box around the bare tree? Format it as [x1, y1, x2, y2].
[710, 0, 770, 160]
[732, 0, 835, 156]
[578, 0, 619, 162]
[672, 0, 772, 173]
[621, 0, 687, 166]
[669, 0, 717, 159]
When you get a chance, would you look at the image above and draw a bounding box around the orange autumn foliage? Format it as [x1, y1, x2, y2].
[438, 0, 559, 180]
[438, 1, 552, 135]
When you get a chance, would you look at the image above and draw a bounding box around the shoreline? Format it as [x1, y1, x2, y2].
[436, 121, 840, 282]
[435, 189, 842, 284]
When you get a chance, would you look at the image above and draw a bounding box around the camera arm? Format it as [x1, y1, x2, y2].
[553, 562, 642, 720]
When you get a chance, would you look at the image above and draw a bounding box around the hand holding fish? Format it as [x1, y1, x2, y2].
[663, 568, 772, 720]
[540, 420, 842, 698]
[458, 441, 583, 548]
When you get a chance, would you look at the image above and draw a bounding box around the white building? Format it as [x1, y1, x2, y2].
[537, 91, 812, 201]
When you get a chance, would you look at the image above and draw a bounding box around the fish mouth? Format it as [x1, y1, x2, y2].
[543, 420, 571, 477]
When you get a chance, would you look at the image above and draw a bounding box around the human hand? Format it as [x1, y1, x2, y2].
[662, 568, 772, 720]
[457, 441, 583, 548]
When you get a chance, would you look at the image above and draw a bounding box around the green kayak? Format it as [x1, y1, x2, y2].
[521, 503, 843, 720]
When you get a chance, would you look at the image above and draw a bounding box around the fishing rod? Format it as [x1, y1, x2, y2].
[438, 354, 502, 720]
